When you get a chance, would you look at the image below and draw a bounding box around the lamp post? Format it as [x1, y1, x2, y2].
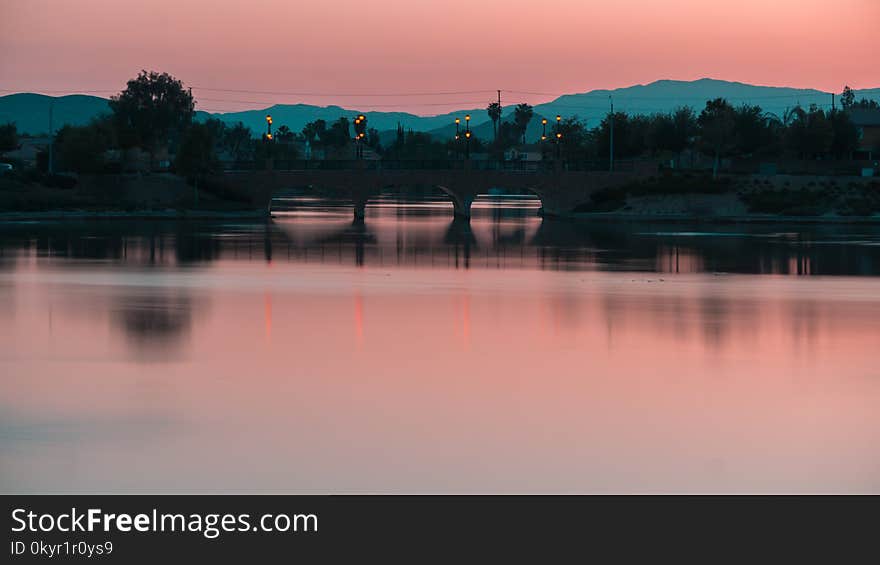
[465, 114, 471, 160]
[353, 115, 366, 159]
[264, 115, 274, 171]
[555, 115, 562, 160]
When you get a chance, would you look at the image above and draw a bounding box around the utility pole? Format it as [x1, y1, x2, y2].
[48, 100, 54, 175]
[609, 96, 614, 173]
[831, 92, 836, 112]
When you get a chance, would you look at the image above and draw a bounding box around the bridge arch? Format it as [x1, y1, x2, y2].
[436, 185, 475, 218]
[435, 183, 547, 219]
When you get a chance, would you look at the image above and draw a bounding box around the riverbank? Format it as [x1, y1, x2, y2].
[560, 210, 880, 224]
[0, 209, 270, 221]
[562, 173, 880, 223]
[0, 171, 272, 217]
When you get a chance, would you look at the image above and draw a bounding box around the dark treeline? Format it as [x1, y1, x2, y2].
[478, 86, 877, 177]
[4, 71, 878, 181]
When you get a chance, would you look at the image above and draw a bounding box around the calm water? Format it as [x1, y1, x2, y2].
[1, 196, 879, 493]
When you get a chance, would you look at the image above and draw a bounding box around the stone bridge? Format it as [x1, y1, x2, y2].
[209, 166, 652, 219]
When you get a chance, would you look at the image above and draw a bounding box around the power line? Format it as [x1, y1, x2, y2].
[196, 97, 491, 108]
[190, 86, 498, 97]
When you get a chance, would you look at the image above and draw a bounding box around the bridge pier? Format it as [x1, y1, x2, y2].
[353, 198, 367, 221]
[438, 186, 475, 219]
[452, 194, 474, 219]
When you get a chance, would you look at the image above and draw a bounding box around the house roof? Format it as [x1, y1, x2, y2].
[849, 108, 880, 127]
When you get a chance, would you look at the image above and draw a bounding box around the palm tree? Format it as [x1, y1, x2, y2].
[513, 103, 534, 145]
[487, 102, 502, 140]
[276, 125, 294, 142]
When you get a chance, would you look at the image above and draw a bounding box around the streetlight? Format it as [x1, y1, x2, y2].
[353, 115, 367, 159]
[555, 116, 562, 160]
[263, 115, 274, 170]
[542, 118, 548, 141]
[465, 115, 471, 159]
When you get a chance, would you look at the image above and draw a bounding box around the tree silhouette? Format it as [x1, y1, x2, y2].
[487, 102, 502, 140]
[275, 125, 294, 142]
[176, 123, 219, 177]
[366, 128, 381, 150]
[54, 116, 116, 173]
[785, 105, 833, 159]
[732, 104, 781, 157]
[109, 71, 194, 166]
[320, 118, 352, 154]
[302, 119, 327, 146]
[828, 110, 859, 158]
[697, 98, 737, 179]
[513, 103, 534, 144]
[175, 122, 220, 206]
[222, 122, 253, 162]
[841, 86, 855, 110]
[0, 122, 18, 154]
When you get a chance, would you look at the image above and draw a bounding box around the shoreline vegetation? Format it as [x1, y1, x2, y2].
[2, 71, 879, 224]
[564, 171, 880, 221]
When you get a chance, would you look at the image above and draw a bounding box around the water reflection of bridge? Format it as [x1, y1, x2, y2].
[1, 215, 878, 276]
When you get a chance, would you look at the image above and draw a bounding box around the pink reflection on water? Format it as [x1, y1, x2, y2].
[0, 257, 879, 493]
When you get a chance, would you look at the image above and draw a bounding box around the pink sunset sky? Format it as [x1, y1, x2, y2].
[1, 0, 877, 114]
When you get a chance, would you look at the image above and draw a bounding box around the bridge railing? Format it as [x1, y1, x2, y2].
[221, 159, 653, 173]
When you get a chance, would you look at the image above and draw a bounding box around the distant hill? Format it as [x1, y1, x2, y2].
[3, 79, 878, 140]
[429, 79, 880, 142]
[209, 104, 485, 139]
[0, 93, 110, 135]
